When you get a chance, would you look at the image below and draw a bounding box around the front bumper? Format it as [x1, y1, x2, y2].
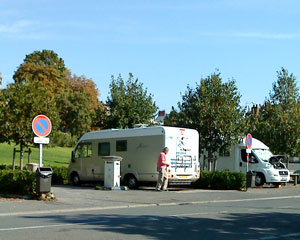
[269, 175, 290, 183]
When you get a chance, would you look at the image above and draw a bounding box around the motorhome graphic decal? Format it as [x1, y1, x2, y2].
[170, 136, 195, 169]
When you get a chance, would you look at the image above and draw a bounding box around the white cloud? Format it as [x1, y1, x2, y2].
[0, 20, 49, 40]
[234, 32, 300, 40]
[0, 20, 33, 34]
[191, 30, 300, 41]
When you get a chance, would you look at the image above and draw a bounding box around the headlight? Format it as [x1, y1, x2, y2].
[265, 163, 273, 169]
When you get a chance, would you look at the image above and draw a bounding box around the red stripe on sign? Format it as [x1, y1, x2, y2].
[37, 119, 48, 132]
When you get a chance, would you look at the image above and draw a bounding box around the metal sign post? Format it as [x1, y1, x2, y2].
[32, 115, 52, 167]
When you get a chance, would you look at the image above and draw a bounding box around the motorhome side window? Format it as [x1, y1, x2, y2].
[116, 140, 127, 152]
[75, 143, 92, 158]
[98, 142, 110, 156]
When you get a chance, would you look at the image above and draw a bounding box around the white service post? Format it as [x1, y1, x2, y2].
[103, 156, 122, 189]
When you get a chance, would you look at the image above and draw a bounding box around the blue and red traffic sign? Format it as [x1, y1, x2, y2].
[246, 133, 253, 149]
[32, 115, 52, 137]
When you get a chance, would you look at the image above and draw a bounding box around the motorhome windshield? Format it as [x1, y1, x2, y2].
[252, 149, 273, 162]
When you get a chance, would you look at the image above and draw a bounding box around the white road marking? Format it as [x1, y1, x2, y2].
[0, 220, 106, 231]
[169, 210, 228, 217]
[0, 195, 299, 217]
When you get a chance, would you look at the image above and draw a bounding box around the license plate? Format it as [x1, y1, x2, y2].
[180, 175, 188, 178]
[281, 178, 287, 181]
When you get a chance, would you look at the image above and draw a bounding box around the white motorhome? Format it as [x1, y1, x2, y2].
[68, 126, 200, 188]
[207, 137, 290, 186]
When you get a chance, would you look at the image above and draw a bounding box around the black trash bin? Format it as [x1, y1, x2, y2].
[246, 171, 256, 189]
[36, 167, 53, 193]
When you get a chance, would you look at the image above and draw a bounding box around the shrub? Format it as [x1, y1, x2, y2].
[0, 170, 36, 195]
[50, 166, 68, 185]
[0, 165, 27, 170]
[192, 170, 245, 190]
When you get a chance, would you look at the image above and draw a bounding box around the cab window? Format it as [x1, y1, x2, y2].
[75, 142, 92, 158]
[98, 142, 110, 156]
[241, 149, 258, 163]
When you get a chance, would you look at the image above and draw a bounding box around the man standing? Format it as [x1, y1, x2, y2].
[156, 147, 170, 191]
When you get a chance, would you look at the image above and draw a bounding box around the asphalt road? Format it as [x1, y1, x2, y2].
[0, 186, 300, 240]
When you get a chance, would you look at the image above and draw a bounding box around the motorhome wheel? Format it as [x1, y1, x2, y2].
[71, 172, 81, 186]
[126, 175, 138, 189]
[255, 173, 265, 186]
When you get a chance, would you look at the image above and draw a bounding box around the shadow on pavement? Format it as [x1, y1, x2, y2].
[24, 211, 300, 240]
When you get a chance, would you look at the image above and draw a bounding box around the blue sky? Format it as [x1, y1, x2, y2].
[1, 0, 300, 112]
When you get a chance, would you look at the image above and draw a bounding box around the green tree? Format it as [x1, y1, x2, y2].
[13, 61, 67, 94]
[0, 72, 6, 143]
[13, 50, 66, 84]
[57, 88, 94, 137]
[11, 50, 100, 138]
[1, 81, 60, 168]
[249, 68, 300, 160]
[106, 73, 157, 128]
[165, 72, 246, 171]
[65, 69, 99, 109]
[62, 69, 103, 135]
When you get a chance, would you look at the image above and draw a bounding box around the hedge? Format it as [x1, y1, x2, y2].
[0, 164, 27, 170]
[0, 170, 36, 195]
[0, 165, 69, 197]
[51, 166, 68, 185]
[192, 170, 245, 190]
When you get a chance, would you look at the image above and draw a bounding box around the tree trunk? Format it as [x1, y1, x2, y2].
[203, 155, 206, 170]
[213, 156, 217, 171]
[208, 151, 213, 171]
[20, 144, 24, 170]
[12, 148, 16, 170]
[28, 148, 32, 163]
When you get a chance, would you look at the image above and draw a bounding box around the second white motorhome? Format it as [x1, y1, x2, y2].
[68, 126, 200, 188]
[205, 137, 290, 186]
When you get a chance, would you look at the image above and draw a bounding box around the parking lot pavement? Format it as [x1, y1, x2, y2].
[0, 184, 299, 217]
[1, 185, 300, 240]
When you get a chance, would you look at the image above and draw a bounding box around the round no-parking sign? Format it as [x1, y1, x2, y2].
[246, 133, 252, 149]
[32, 115, 52, 137]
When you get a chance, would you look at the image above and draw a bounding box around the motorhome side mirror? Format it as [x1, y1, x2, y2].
[71, 151, 75, 163]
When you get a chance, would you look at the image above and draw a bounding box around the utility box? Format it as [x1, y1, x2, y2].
[27, 163, 39, 172]
[103, 156, 122, 189]
[36, 167, 53, 193]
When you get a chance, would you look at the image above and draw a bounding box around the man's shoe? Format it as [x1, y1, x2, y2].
[155, 189, 162, 192]
[162, 189, 168, 192]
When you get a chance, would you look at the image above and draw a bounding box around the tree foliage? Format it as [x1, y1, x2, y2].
[0, 81, 60, 147]
[249, 68, 300, 157]
[65, 69, 99, 109]
[57, 88, 95, 137]
[106, 73, 157, 128]
[165, 72, 246, 170]
[13, 50, 66, 84]
[0, 49, 101, 149]
[0, 72, 6, 143]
